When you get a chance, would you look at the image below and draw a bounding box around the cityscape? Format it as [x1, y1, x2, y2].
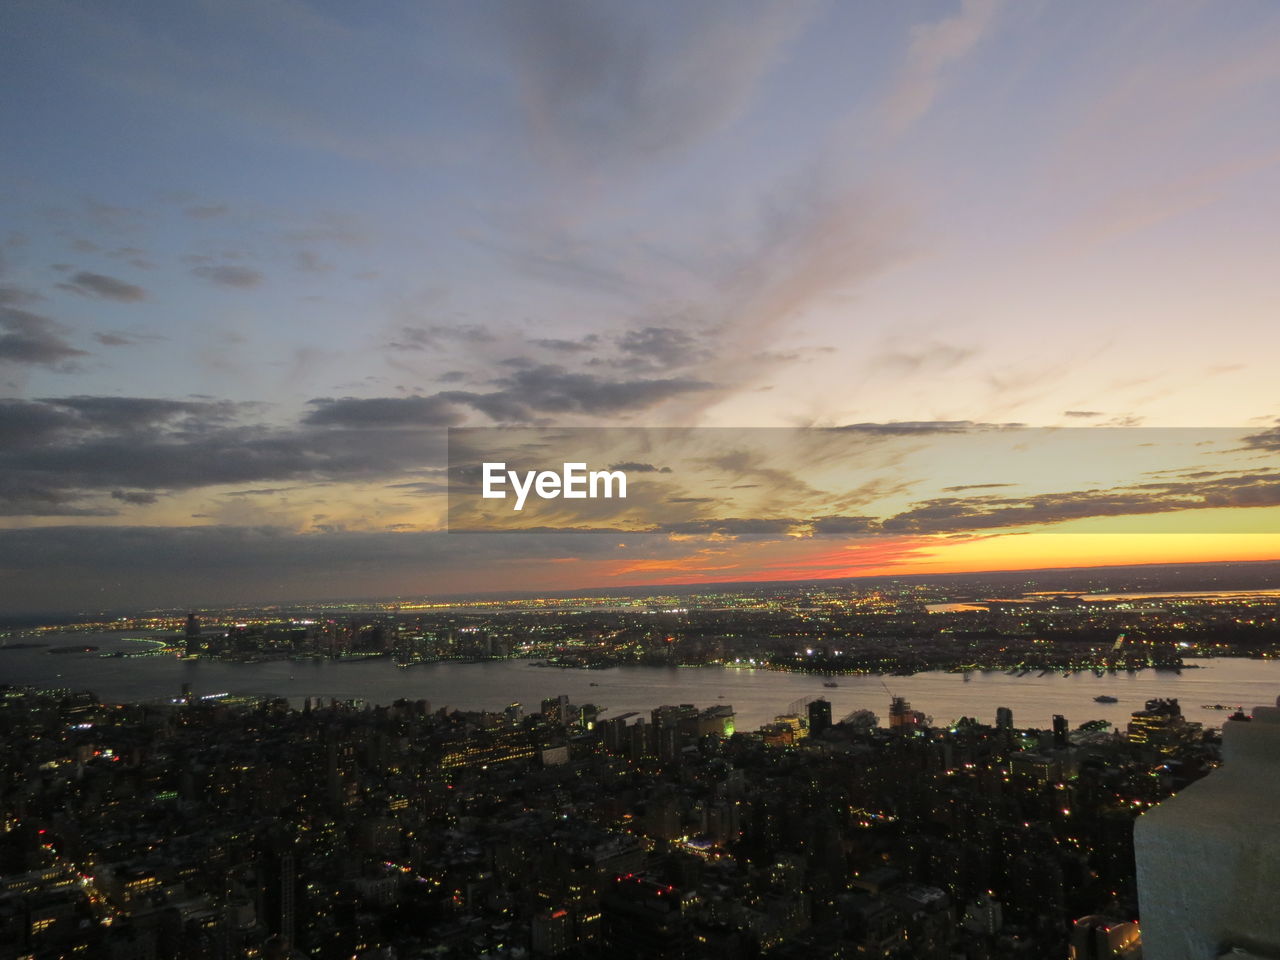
[3, 562, 1280, 957]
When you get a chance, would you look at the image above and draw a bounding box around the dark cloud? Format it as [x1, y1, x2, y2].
[617, 325, 708, 368]
[941, 482, 1015, 492]
[0, 396, 453, 516]
[304, 395, 463, 428]
[608, 462, 672, 473]
[460, 364, 712, 418]
[57, 271, 147, 302]
[192, 264, 264, 288]
[834, 420, 1025, 435]
[389, 324, 496, 351]
[0, 304, 87, 367]
[808, 515, 881, 535]
[882, 472, 1280, 534]
[657, 518, 800, 536]
[40, 395, 240, 433]
[0, 478, 114, 517]
[1244, 426, 1280, 451]
[110, 489, 158, 505]
[531, 335, 600, 353]
[94, 332, 137, 346]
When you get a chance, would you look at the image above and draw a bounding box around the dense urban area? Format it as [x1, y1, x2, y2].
[3, 566, 1278, 959]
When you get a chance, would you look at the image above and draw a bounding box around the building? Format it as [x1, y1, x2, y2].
[1127, 698, 1196, 752]
[1069, 915, 1143, 958]
[807, 698, 832, 737]
[1134, 697, 1280, 959]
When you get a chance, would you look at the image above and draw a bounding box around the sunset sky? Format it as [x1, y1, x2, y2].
[2, 0, 1280, 612]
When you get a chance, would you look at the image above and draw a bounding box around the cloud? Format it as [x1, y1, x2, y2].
[617, 326, 709, 369]
[531, 335, 601, 353]
[192, 264, 264, 288]
[0, 304, 87, 367]
[388, 324, 496, 351]
[502, 0, 815, 169]
[95, 332, 137, 346]
[442, 365, 713, 421]
[835, 420, 1022, 435]
[110, 489, 158, 505]
[1064, 410, 1103, 418]
[304, 395, 464, 428]
[57, 270, 147, 302]
[608, 462, 671, 474]
[881, 0, 1002, 137]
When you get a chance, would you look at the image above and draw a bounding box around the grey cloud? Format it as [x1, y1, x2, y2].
[110, 489, 158, 505]
[1064, 410, 1103, 418]
[0, 304, 87, 367]
[57, 271, 147, 302]
[389, 324, 496, 351]
[835, 420, 1024, 435]
[492, 364, 711, 416]
[0, 396, 449, 516]
[882, 472, 1280, 534]
[192, 264, 264, 288]
[617, 326, 708, 368]
[304, 395, 464, 428]
[608, 462, 672, 474]
[502, 0, 814, 166]
[532, 335, 600, 353]
[40, 395, 240, 433]
[437, 365, 711, 422]
[1244, 426, 1280, 451]
[808, 515, 881, 535]
[94, 332, 136, 346]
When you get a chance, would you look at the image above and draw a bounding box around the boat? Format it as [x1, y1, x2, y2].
[823, 681, 839, 688]
[1094, 695, 1119, 703]
[1202, 703, 1241, 711]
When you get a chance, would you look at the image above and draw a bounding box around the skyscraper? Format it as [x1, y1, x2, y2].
[808, 698, 832, 737]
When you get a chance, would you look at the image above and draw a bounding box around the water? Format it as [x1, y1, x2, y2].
[4, 633, 1279, 730]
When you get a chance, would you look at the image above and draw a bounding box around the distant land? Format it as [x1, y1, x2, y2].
[3, 557, 1276, 628]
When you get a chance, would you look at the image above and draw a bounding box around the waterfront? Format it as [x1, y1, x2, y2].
[4, 632, 1279, 730]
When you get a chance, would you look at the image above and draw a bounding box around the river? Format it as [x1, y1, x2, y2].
[4, 633, 1279, 731]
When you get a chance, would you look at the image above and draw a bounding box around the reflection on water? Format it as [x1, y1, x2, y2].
[4, 633, 1279, 731]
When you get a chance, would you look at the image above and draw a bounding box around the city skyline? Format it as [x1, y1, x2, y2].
[3, 1, 1280, 611]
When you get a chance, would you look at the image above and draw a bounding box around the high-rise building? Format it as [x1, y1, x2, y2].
[1134, 698, 1280, 958]
[808, 698, 832, 737]
[995, 706, 1013, 729]
[1053, 714, 1070, 748]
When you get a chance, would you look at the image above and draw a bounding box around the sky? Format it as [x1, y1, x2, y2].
[2, 0, 1279, 612]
